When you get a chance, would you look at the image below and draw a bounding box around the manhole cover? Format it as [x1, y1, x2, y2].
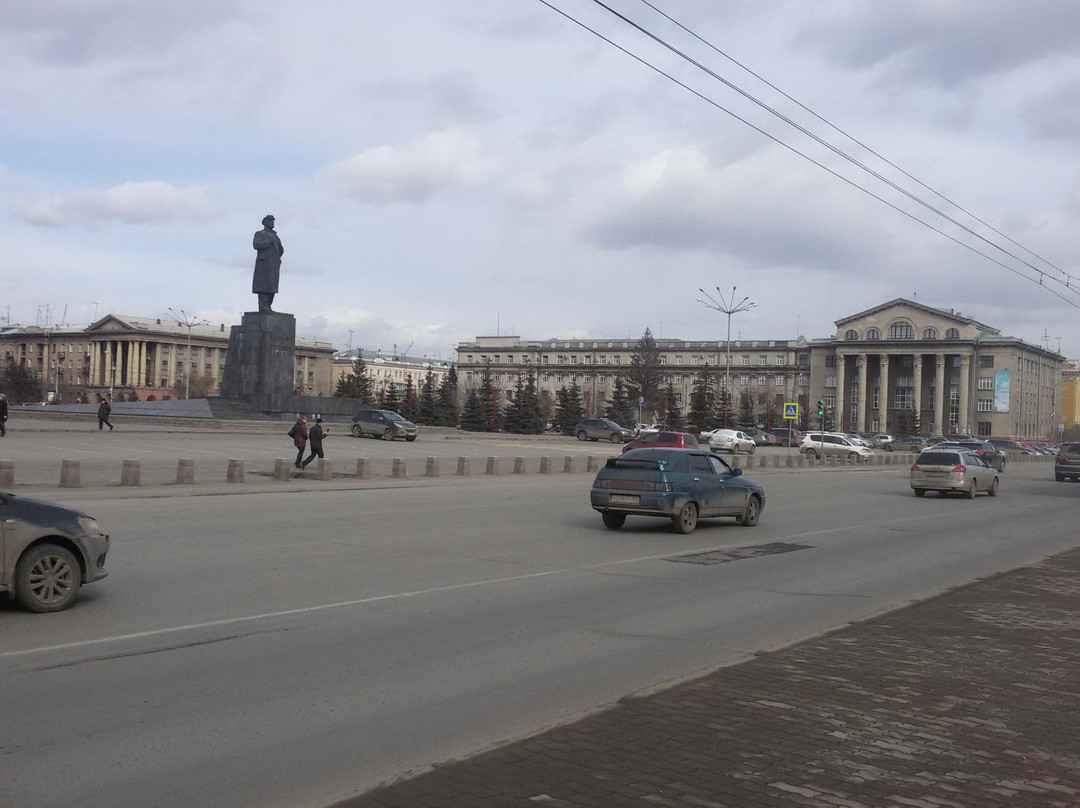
[669, 541, 813, 565]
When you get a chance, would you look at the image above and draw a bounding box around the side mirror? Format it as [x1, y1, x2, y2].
[731, 468, 742, 477]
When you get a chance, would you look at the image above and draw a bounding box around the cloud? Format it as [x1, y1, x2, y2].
[9, 181, 221, 227]
[319, 128, 498, 204]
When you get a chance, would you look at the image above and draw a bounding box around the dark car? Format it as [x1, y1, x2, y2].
[574, 418, 635, 443]
[351, 409, 418, 441]
[1, 492, 110, 612]
[885, 435, 929, 453]
[1055, 442, 1080, 482]
[768, 426, 803, 447]
[590, 447, 765, 534]
[742, 428, 776, 446]
[620, 431, 700, 453]
[988, 438, 1033, 454]
[931, 440, 1007, 472]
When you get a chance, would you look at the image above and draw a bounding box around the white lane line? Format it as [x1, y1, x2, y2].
[1, 511, 944, 661]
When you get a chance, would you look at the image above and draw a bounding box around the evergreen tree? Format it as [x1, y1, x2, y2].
[687, 367, 716, 433]
[627, 328, 664, 419]
[415, 370, 438, 425]
[663, 382, 685, 430]
[436, 365, 459, 427]
[737, 391, 756, 429]
[333, 354, 374, 404]
[604, 376, 636, 428]
[382, 382, 402, 414]
[503, 374, 527, 433]
[717, 384, 734, 428]
[758, 392, 779, 431]
[477, 364, 499, 431]
[459, 389, 486, 431]
[402, 374, 416, 421]
[555, 382, 584, 435]
[518, 366, 544, 434]
[1, 360, 41, 404]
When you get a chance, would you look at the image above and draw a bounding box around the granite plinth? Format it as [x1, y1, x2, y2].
[220, 311, 296, 412]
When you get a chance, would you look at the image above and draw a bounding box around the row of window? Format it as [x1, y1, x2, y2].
[843, 325, 962, 341]
[468, 353, 800, 367]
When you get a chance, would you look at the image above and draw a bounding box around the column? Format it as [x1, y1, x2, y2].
[913, 355, 924, 433]
[835, 353, 846, 431]
[135, 341, 145, 387]
[933, 355, 945, 436]
[128, 340, 136, 386]
[90, 342, 99, 386]
[856, 354, 868, 433]
[167, 342, 177, 390]
[878, 355, 890, 432]
[958, 354, 971, 435]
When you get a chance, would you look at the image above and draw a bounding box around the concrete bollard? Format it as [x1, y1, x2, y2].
[785, 454, 794, 468]
[486, 456, 499, 475]
[587, 456, 598, 472]
[392, 458, 407, 478]
[540, 456, 552, 474]
[0, 460, 14, 488]
[456, 456, 470, 476]
[355, 458, 369, 479]
[120, 459, 140, 486]
[227, 459, 245, 483]
[771, 455, 780, 468]
[757, 454, 767, 468]
[316, 459, 332, 481]
[797, 456, 806, 468]
[273, 459, 291, 481]
[563, 456, 574, 473]
[514, 456, 526, 474]
[425, 457, 439, 477]
[60, 459, 80, 488]
[176, 458, 195, 484]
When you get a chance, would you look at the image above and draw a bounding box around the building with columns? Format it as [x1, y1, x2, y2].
[331, 349, 453, 399]
[456, 299, 1063, 440]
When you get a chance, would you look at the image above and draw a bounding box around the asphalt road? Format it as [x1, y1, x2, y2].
[1, 461, 1076, 808]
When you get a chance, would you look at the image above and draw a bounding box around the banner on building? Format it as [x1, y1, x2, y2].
[993, 370, 1011, 413]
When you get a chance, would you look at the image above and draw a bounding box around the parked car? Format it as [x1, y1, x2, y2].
[575, 418, 635, 443]
[351, 409, 419, 441]
[637, 423, 666, 435]
[910, 449, 1000, 498]
[799, 432, 873, 462]
[884, 435, 928, 453]
[768, 426, 803, 447]
[590, 448, 766, 534]
[932, 440, 1007, 472]
[1, 492, 110, 612]
[743, 428, 776, 446]
[1054, 442, 1080, 482]
[621, 431, 700, 453]
[702, 428, 756, 454]
[845, 434, 871, 447]
[988, 438, 1033, 454]
[872, 433, 894, 447]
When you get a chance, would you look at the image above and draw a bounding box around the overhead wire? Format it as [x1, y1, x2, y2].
[534, 0, 1080, 310]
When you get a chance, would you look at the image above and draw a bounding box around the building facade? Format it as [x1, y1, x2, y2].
[457, 299, 1064, 439]
[331, 349, 453, 399]
[1, 314, 335, 400]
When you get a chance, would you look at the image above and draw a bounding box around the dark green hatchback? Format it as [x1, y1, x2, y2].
[590, 448, 766, 534]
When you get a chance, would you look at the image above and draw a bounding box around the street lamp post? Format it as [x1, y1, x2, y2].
[166, 308, 208, 399]
[698, 286, 756, 428]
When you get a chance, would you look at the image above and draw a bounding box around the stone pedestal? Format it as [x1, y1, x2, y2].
[220, 312, 296, 412]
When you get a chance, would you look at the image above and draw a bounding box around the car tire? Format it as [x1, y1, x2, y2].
[610, 433, 622, 444]
[748, 444, 756, 455]
[737, 495, 761, 526]
[672, 502, 698, 534]
[805, 449, 818, 460]
[351, 424, 362, 438]
[602, 512, 626, 529]
[848, 452, 859, 463]
[966, 480, 977, 499]
[15, 543, 82, 613]
[1055, 473, 1065, 482]
[405, 436, 417, 442]
[913, 488, 926, 497]
[988, 477, 999, 497]
[382, 427, 394, 440]
[884, 444, 893, 452]
[577, 431, 587, 441]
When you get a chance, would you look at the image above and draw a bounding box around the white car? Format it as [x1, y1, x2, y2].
[702, 428, 756, 454]
[636, 423, 664, 436]
[800, 432, 873, 461]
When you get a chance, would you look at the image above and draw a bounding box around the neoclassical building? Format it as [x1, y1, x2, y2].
[456, 299, 1063, 439]
[331, 349, 453, 398]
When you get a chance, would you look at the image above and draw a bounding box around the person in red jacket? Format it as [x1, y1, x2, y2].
[288, 415, 308, 468]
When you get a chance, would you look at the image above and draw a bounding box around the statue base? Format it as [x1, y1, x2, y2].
[220, 311, 296, 412]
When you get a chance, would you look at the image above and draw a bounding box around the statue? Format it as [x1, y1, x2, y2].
[252, 214, 284, 313]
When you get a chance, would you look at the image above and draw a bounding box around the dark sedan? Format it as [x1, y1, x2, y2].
[1, 492, 110, 612]
[620, 430, 699, 453]
[590, 447, 765, 534]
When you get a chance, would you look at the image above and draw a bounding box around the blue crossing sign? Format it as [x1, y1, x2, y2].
[638, 396, 645, 407]
[782, 402, 799, 420]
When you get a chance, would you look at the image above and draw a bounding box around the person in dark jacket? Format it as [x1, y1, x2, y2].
[0, 392, 8, 437]
[288, 415, 308, 468]
[97, 394, 113, 431]
[301, 418, 329, 469]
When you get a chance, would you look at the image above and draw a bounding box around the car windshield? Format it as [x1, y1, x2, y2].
[1060, 444, 1080, 456]
[383, 412, 406, 422]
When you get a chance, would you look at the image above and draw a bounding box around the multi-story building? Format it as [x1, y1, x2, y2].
[457, 299, 1064, 439]
[0, 314, 335, 400]
[331, 349, 453, 399]
[1060, 362, 1080, 439]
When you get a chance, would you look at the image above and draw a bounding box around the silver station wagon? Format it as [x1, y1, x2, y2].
[910, 449, 1000, 498]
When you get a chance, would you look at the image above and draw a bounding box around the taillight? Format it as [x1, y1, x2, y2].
[911, 464, 920, 471]
[976, 449, 985, 455]
[952, 465, 966, 473]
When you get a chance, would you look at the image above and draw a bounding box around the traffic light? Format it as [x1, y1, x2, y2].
[816, 400, 824, 417]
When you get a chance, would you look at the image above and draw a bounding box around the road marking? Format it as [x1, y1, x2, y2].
[0, 511, 946, 661]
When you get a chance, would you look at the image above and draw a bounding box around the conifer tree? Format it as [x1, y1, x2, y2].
[477, 364, 499, 431]
[555, 382, 584, 435]
[382, 382, 402, 414]
[604, 376, 636, 428]
[627, 328, 664, 417]
[663, 382, 685, 430]
[436, 365, 459, 427]
[737, 391, 756, 429]
[459, 389, 486, 431]
[333, 354, 375, 404]
[687, 367, 716, 433]
[416, 370, 438, 425]
[402, 374, 416, 421]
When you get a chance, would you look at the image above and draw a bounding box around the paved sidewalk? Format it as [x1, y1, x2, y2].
[348, 546, 1080, 807]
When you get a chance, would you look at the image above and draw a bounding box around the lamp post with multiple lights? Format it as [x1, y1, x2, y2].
[698, 286, 756, 427]
[165, 308, 208, 399]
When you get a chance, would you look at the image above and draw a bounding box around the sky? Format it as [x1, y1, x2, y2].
[3, 0, 1080, 362]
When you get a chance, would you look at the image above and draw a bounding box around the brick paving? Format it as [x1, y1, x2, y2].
[347, 547, 1080, 807]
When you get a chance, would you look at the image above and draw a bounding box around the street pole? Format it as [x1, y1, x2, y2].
[166, 308, 208, 400]
[698, 286, 756, 429]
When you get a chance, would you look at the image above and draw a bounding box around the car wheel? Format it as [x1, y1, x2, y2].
[966, 479, 977, 499]
[382, 427, 394, 440]
[672, 502, 698, 534]
[15, 543, 82, 613]
[577, 431, 587, 441]
[848, 452, 859, 463]
[610, 433, 622, 444]
[602, 512, 626, 529]
[1055, 473, 1065, 482]
[737, 495, 761, 526]
[748, 444, 756, 455]
[351, 424, 362, 438]
[805, 449, 817, 460]
[988, 477, 999, 497]
[884, 444, 893, 452]
[913, 488, 926, 497]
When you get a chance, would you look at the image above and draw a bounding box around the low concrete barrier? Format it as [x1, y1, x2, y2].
[587, 456, 598, 472]
[176, 458, 195, 484]
[227, 459, 245, 483]
[316, 459, 332, 481]
[355, 458, 369, 479]
[392, 458, 407, 478]
[771, 455, 780, 468]
[60, 459, 80, 488]
[426, 457, 439, 477]
[457, 457, 470, 476]
[273, 459, 290, 481]
[514, 456, 526, 474]
[0, 460, 14, 487]
[785, 454, 794, 468]
[486, 456, 499, 475]
[121, 459, 140, 486]
[563, 456, 574, 473]
[540, 456, 552, 474]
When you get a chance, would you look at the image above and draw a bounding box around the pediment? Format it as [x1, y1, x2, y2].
[834, 298, 998, 342]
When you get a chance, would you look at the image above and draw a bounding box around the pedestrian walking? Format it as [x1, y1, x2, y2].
[301, 418, 329, 469]
[97, 394, 114, 431]
[0, 393, 8, 437]
[288, 415, 308, 468]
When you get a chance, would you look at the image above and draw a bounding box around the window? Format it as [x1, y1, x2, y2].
[888, 322, 915, 339]
[674, 355, 682, 364]
[797, 375, 808, 387]
[977, 377, 993, 390]
[844, 329, 858, 340]
[774, 376, 784, 386]
[741, 355, 750, 365]
[757, 375, 767, 386]
[759, 354, 768, 366]
[866, 328, 881, 340]
[922, 327, 938, 339]
[823, 395, 836, 408]
[979, 355, 995, 368]
[825, 355, 836, 367]
[977, 421, 992, 436]
[825, 376, 836, 388]
[740, 375, 750, 385]
[977, 399, 993, 412]
[894, 387, 912, 409]
[945, 328, 960, 339]
[775, 355, 785, 365]
[673, 375, 682, 383]
[850, 384, 859, 404]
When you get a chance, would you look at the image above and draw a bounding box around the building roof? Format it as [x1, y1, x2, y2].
[834, 298, 999, 334]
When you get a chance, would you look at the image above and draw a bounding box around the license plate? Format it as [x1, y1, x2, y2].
[610, 495, 639, 504]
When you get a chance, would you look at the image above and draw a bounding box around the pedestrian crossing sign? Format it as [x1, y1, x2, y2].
[783, 402, 798, 420]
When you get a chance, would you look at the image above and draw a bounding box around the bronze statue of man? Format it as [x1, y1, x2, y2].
[252, 214, 284, 312]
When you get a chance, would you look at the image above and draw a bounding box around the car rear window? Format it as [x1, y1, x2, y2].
[1060, 444, 1080, 456]
[917, 451, 962, 466]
